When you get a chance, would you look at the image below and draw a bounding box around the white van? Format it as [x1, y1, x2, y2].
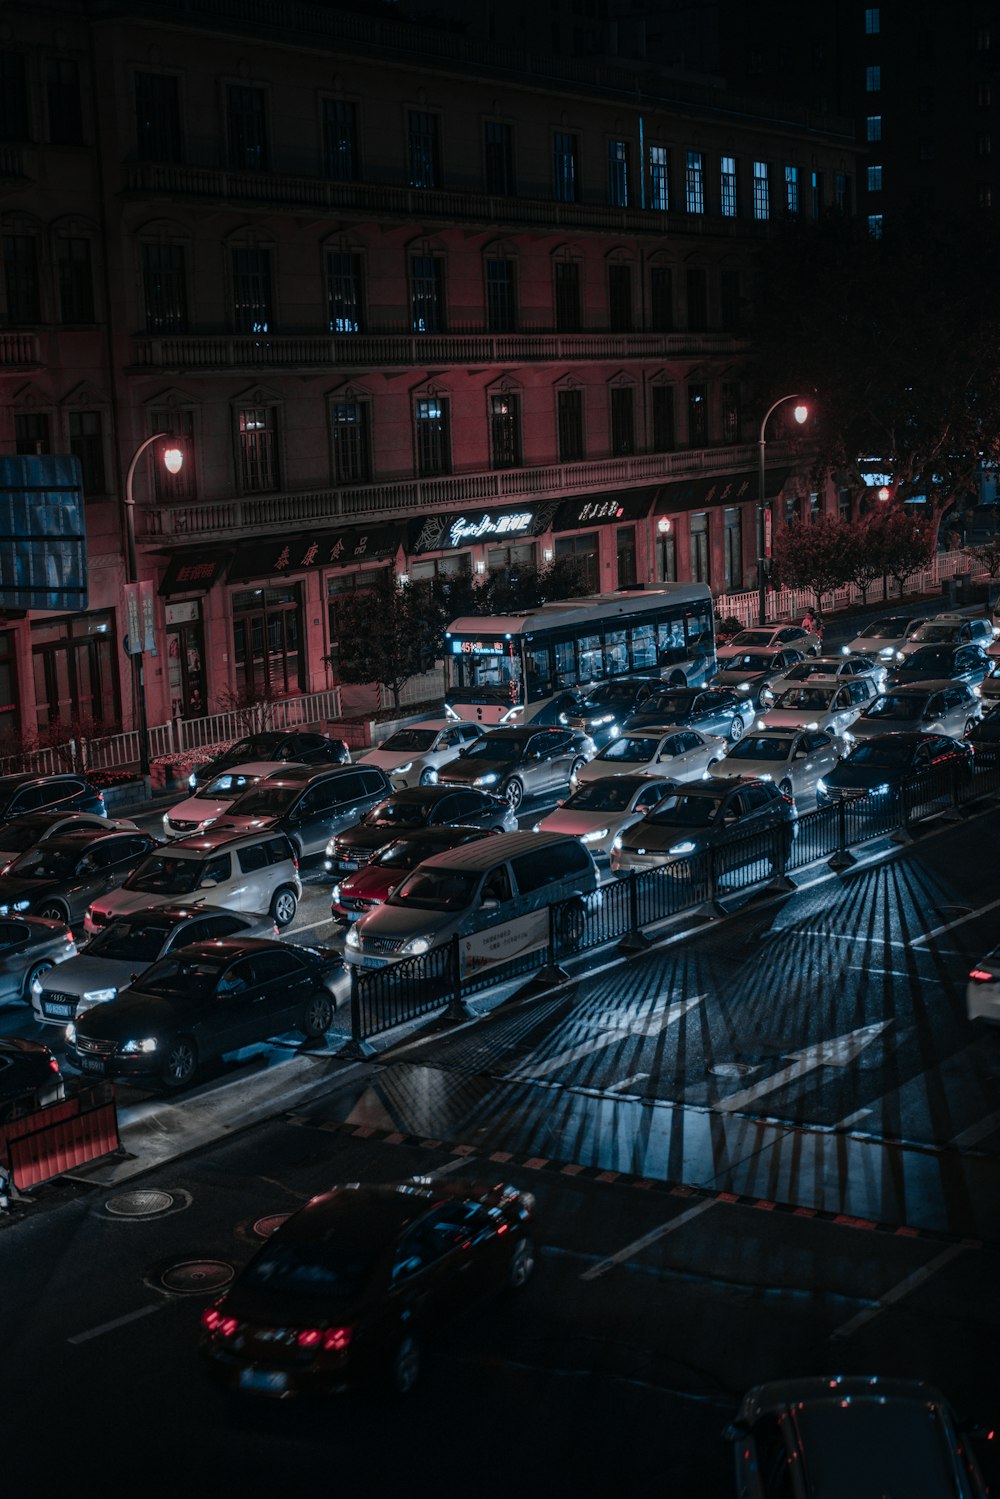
[344, 831, 599, 968]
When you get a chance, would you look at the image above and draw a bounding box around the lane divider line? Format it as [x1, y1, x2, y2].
[580, 1200, 717, 1281]
[829, 1242, 968, 1340]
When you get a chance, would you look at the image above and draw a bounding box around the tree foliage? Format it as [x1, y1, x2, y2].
[773, 505, 936, 607]
[964, 536, 1000, 580]
[772, 516, 850, 606]
[750, 213, 1000, 521]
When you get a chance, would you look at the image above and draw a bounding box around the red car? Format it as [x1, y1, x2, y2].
[330, 824, 499, 924]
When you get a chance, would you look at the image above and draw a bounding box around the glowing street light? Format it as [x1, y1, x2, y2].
[758, 395, 809, 626]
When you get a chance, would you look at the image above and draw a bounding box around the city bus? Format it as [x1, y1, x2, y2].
[443, 585, 716, 726]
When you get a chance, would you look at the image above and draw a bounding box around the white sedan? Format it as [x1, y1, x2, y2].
[359, 719, 484, 788]
[845, 615, 930, 660]
[574, 727, 725, 786]
[162, 761, 293, 838]
[968, 950, 1000, 1022]
[717, 623, 822, 659]
[758, 678, 878, 738]
[759, 653, 887, 706]
[710, 728, 842, 803]
[533, 774, 674, 858]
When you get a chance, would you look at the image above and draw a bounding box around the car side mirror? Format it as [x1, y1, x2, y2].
[199, 876, 219, 889]
[481, 896, 499, 911]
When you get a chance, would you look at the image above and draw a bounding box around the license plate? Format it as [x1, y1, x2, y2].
[239, 1368, 288, 1394]
[336, 861, 358, 872]
[44, 1003, 72, 1018]
[78, 1056, 105, 1073]
[361, 955, 391, 969]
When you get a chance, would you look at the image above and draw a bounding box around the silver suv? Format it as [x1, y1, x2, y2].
[849, 679, 981, 742]
[84, 828, 302, 934]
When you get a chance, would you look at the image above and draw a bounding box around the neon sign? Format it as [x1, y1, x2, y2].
[453, 639, 505, 655]
[447, 512, 533, 547]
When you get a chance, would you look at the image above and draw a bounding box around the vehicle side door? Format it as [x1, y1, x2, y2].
[288, 778, 348, 856]
[0, 918, 33, 1000]
[244, 947, 313, 1038]
[199, 849, 237, 904]
[390, 1207, 479, 1328]
[426, 791, 471, 828]
[830, 684, 855, 733]
[203, 955, 260, 1056]
[229, 842, 273, 910]
[800, 731, 839, 790]
[447, 789, 496, 828]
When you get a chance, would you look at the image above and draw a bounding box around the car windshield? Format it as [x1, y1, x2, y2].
[647, 794, 721, 827]
[225, 735, 282, 760]
[372, 838, 435, 870]
[565, 780, 644, 811]
[847, 742, 910, 768]
[722, 653, 775, 672]
[728, 736, 794, 761]
[6, 845, 83, 880]
[898, 647, 955, 672]
[125, 854, 203, 895]
[791, 1401, 965, 1498]
[380, 729, 438, 752]
[138, 955, 224, 998]
[581, 682, 646, 709]
[861, 617, 910, 639]
[388, 869, 481, 910]
[241, 1240, 376, 1300]
[597, 736, 659, 762]
[368, 800, 429, 827]
[773, 687, 835, 710]
[731, 630, 774, 646]
[197, 771, 263, 801]
[0, 823, 61, 854]
[85, 918, 174, 963]
[641, 693, 695, 719]
[225, 786, 297, 818]
[460, 736, 529, 761]
[910, 622, 959, 642]
[864, 694, 921, 720]
[784, 662, 834, 681]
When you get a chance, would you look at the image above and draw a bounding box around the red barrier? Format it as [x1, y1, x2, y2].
[0, 1084, 120, 1191]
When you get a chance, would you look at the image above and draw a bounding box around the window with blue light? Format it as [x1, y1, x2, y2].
[648, 144, 669, 211]
[608, 138, 630, 206]
[866, 65, 881, 92]
[867, 164, 883, 192]
[785, 165, 799, 215]
[867, 213, 883, 239]
[720, 156, 737, 216]
[864, 7, 880, 34]
[753, 160, 769, 220]
[866, 115, 882, 141]
[685, 150, 704, 213]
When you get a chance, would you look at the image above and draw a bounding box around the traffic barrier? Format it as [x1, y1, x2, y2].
[342, 752, 1000, 1048]
[0, 1083, 120, 1192]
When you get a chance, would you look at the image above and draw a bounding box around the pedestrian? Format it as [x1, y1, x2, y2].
[802, 607, 823, 647]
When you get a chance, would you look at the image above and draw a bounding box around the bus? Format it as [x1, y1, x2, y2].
[443, 585, 716, 726]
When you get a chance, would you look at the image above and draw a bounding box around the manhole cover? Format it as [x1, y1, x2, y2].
[105, 1189, 175, 1218]
[252, 1213, 291, 1239]
[159, 1259, 235, 1295]
[708, 1061, 761, 1079]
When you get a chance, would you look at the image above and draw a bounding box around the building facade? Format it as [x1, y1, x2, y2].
[0, 0, 858, 746]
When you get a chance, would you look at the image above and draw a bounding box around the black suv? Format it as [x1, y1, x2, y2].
[212, 764, 393, 859]
[0, 773, 107, 824]
[888, 644, 990, 690]
[0, 828, 160, 923]
[188, 731, 350, 791]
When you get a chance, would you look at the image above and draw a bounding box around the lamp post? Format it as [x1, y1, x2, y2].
[123, 434, 184, 776]
[757, 395, 808, 626]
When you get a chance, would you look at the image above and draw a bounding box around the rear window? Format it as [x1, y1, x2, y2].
[512, 842, 590, 893]
[242, 1240, 376, 1300]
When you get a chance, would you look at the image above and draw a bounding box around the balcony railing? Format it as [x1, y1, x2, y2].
[0, 332, 41, 368]
[130, 326, 747, 374]
[124, 161, 771, 242]
[136, 442, 777, 543]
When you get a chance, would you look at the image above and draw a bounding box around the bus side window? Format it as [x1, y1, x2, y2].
[658, 619, 686, 663]
[630, 623, 657, 669]
[554, 639, 577, 686]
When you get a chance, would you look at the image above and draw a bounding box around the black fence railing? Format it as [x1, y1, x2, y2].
[342, 752, 999, 1053]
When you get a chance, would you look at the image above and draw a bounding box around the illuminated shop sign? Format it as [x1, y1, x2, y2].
[409, 503, 558, 554]
[452, 638, 506, 655]
[447, 512, 534, 546]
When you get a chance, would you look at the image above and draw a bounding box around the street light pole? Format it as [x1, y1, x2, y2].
[757, 394, 808, 626]
[123, 434, 183, 777]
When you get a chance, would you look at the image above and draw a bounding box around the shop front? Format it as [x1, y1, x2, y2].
[651, 468, 791, 592]
[551, 487, 659, 592]
[157, 550, 230, 721]
[405, 503, 559, 584]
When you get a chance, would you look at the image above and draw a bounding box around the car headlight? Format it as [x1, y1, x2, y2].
[580, 828, 609, 844]
[531, 822, 541, 832]
[119, 1037, 157, 1054]
[669, 841, 696, 855]
[816, 778, 828, 794]
[973, 685, 982, 697]
[30, 975, 46, 996]
[474, 773, 498, 786]
[895, 650, 905, 662]
[593, 714, 614, 727]
[879, 647, 894, 658]
[757, 718, 768, 730]
[394, 761, 413, 775]
[188, 772, 197, 788]
[401, 935, 431, 955]
[558, 712, 568, 725]
[842, 731, 855, 744]
[872, 782, 891, 796]
[345, 926, 361, 949]
[757, 773, 772, 781]
[805, 721, 819, 730]
[606, 722, 619, 738]
[737, 681, 751, 692]
[82, 988, 117, 1005]
[612, 834, 623, 850]
[841, 645, 850, 656]
[13, 900, 29, 911]
[65, 1022, 76, 1043]
[331, 884, 341, 902]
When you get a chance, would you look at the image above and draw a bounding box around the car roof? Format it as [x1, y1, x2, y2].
[284, 1182, 465, 1247]
[878, 679, 968, 695]
[382, 784, 479, 803]
[739, 1375, 948, 1423]
[107, 903, 239, 925]
[33, 828, 139, 851]
[199, 760, 297, 777]
[851, 730, 939, 747]
[0, 772, 88, 789]
[382, 825, 494, 847]
[163, 936, 290, 963]
[248, 763, 360, 789]
[415, 830, 583, 872]
[168, 827, 289, 852]
[478, 725, 563, 739]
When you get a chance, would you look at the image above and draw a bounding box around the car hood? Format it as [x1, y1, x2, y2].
[827, 760, 906, 790]
[436, 758, 510, 784]
[714, 666, 770, 685]
[709, 759, 786, 781]
[165, 794, 232, 824]
[577, 759, 652, 782]
[0, 876, 62, 909]
[90, 887, 182, 919]
[75, 990, 180, 1040]
[336, 865, 402, 902]
[38, 953, 147, 997]
[537, 808, 635, 837]
[850, 716, 923, 739]
[361, 748, 429, 772]
[761, 707, 837, 730]
[336, 821, 425, 850]
[355, 904, 460, 941]
[618, 820, 712, 852]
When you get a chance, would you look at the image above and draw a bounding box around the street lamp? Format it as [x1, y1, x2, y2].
[757, 395, 808, 626]
[123, 434, 184, 776]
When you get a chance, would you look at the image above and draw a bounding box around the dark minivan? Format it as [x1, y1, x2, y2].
[213, 765, 394, 859]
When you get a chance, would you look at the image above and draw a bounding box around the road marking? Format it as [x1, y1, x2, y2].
[507, 996, 703, 1081]
[833, 1107, 873, 1129]
[768, 931, 910, 946]
[830, 1243, 966, 1340]
[429, 1156, 476, 1178]
[581, 1199, 716, 1280]
[68, 1303, 162, 1345]
[714, 1022, 892, 1114]
[847, 966, 911, 978]
[912, 894, 1000, 947]
[950, 1108, 1000, 1149]
[290, 916, 335, 934]
[606, 1072, 651, 1092]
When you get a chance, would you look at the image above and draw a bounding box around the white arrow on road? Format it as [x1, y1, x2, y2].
[713, 1021, 892, 1114]
[507, 995, 704, 1081]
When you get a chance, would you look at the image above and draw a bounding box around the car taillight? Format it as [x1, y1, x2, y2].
[48, 1057, 60, 1074]
[201, 1307, 239, 1337]
[969, 969, 994, 983]
[292, 855, 299, 871]
[97, 796, 107, 815]
[293, 1326, 352, 1352]
[66, 930, 74, 944]
[272, 923, 280, 937]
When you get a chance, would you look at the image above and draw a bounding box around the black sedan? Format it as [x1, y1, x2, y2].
[887, 643, 990, 690]
[0, 829, 160, 924]
[622, 685, 755, 741]
[0, 810, 140, 870]
[815, 731, 973, 805]
[66, 938, 343, 1088]
[564, 677, 664, 749]
[326, 785, 516, 873]
[188, 731, 349, 791]
[435, 726, 596, 811]
[0, 915, 77, 1005]
[200, 1178, 536, 1398]
[0, 1036, 64, 1119]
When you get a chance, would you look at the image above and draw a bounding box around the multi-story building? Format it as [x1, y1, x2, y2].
[0, 0, 857, 747]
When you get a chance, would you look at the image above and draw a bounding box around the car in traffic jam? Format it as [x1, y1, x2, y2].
[330, 825, 499, 924]
[187, 731, 350, 792]
[435, 726, 596, 811]
[610, 779, 796, 873]
[0, 829, 160, 925]
[815, 732, 974, 805]
[326, 786, 516, 874]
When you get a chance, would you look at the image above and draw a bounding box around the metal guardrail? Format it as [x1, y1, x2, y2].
[344, 751, 1000, 1052]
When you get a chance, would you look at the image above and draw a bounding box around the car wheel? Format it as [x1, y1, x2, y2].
[503, 778, 524, 812]
[508, 1235, 536, 1290]
[557, 900, 586, 949]
[419, 768, 436, 786]
[35, 903, 67, 923]
[570, 756, 586, 781]
[270, 887, 298, 928]
[388, 1334, 421, 1397]
[729, 715, 745, 741]
[965, 719, 977, 737]
[23, 959, 53, 1002]
[300, 993, 333, 1039]
[161, 1036, 197, 1089]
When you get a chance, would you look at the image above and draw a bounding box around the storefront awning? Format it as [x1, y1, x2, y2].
[408, 501, 560, 555]
[653, 467, 793, 516]
[157, 549, 231, 596]
[552, 486, 659, 532]
[228, 524, 403, 582]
